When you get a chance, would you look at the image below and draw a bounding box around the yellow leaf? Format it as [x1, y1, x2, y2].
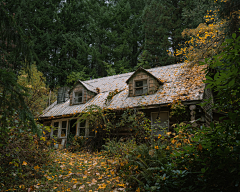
[40, 136, 46, 141]
[34, 165, 40, 171]
[136, 188, 140, 192]
[22, 161, 27, 166]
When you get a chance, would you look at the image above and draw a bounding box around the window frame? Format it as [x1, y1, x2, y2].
[73, 89, 84, 104]
[76, 119, 96, 137]
[133, 78, 149, 96]
[51, 118, 95, 138]
[151, 111, 169, 136]
[51, 120, 69, 138]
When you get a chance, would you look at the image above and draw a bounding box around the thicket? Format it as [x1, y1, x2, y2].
[67, 105, 152, 152]
[102, 30, 240, 192]
[0, 115, 53, 190]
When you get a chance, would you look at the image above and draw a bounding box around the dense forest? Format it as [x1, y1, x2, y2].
[1, 0, 217, 88]
[1, 0, 240, 191]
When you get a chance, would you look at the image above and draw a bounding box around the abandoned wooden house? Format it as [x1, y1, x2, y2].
[40, 63, 210, 146]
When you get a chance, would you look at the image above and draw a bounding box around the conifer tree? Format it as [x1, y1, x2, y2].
[0, 1, 37, 134]
[142, 0, 213, 67]
[217, 0, 240, 37]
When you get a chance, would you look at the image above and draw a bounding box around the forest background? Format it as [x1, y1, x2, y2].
[0, 0, 240, 191]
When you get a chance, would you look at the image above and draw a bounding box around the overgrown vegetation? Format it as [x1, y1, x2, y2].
[0, 115, 52, 190]
[1, 0, 239, 191]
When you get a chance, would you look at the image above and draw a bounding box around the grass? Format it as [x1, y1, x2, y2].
[8, 150, 126, 192]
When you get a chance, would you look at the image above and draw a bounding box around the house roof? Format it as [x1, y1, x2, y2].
[69, 80, 97, 93]
[126, 66, 162, 84]
[40, 63, 206, 118]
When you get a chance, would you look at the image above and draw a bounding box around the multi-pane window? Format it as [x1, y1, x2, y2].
[61, 121, 67, 137]
[74, 91, 83, 104]
[78, 120, 86, 136]
[51, 119, 95, 138]
[52, 121, 68, 138]
[135, 80, 148, 95]
[77, 120, 95, 137]
[151, 112, 169, 135]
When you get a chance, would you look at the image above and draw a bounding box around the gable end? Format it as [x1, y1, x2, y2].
[126, 67, 162, 97]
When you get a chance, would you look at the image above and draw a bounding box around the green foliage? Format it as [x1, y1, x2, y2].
[0, 114, 52, 191]
[103, 138, 137, 158]
[67, 136, 89, 152]
[114, 31, 240, 192]
[170, 101, 187, 123]
[217, 0, 240, 37]
[2, 0, 216, 87]
[0, 1, 38, 134]
[66, 69, 88, 85]
[204, 30, 240, 127]
[67, 105, 152, 151]
[182, 0, 214, 29]
[17, 64, 49, 117]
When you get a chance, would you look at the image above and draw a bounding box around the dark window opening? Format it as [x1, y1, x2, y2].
[135, 80, 148, 95]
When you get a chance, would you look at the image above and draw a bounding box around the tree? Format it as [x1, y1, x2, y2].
[181, 0, 214, 29]
[142, 0, 214, 67]
[0, 1, 37, 135]
[217, 0, 240, 37]
[176, 12, 226, 64]
[17, 65, 50, 117]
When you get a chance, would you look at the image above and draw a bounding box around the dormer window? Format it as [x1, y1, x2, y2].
[74, 90, 83, 104]
[69, 80, 97, 106]
[135, 79, 148, 95]
[126, 67, 163, 97]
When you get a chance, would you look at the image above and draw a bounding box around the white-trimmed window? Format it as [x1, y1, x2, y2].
[73, 90, 83, 104]
[51, 120, 68, 138]
[61, 121, 67, 137]
[77, 119, 95, 137]
[134, 79, 148, 95]
[78, 120, 86, 136]
[151, 112, 169, 135]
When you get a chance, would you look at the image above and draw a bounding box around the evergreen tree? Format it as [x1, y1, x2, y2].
[0, 1, 37, 134]
[181, 0, 214, 29]
[142, 0, 214, 67]
[217, 0, 240, 37]
[109, 0, 146, 72]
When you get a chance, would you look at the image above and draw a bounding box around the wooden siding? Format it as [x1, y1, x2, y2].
[128, 71, 160, 97]
[70, 83, 96, 105]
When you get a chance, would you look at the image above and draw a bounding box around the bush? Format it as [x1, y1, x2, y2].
[0, 114, 52, 191]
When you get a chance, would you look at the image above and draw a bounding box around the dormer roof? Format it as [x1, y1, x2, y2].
[126, 67, 163, 85]
[69, 80, 97, 94]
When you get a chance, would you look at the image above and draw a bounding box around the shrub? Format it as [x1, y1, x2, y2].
[0, 114, 52, 191]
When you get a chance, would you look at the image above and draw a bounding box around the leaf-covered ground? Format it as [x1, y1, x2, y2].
[18, 150, 126, 192]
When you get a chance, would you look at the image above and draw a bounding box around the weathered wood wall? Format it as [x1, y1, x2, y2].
[69, 83, 96, 105]
[128, 71, 160, 97]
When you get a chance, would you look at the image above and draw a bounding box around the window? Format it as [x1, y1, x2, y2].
[61, 121, 67, 137]
[73, 90, 83, 104]
[78, 120, 86, 136]
[51, 120, 68, 138]
[135, 79, 148, 95]
[77, 119, 95, 137]
[151, 112, 169, 135]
